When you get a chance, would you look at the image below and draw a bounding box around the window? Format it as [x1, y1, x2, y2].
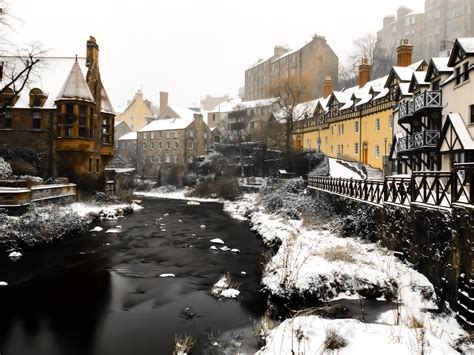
[122, 142, 126, 149]
[151, 132, 154, 139]
[88, 158, 93, 172]
[432, 80, 440, 90]
[157, 156, 161, 163]
[375, 145, 380, 159]
[79, 106, 87, 137]
[33, 111, 41, 130]
[166, 131, 170, 139]
[143, 142, 147, 150]
[96, 158, 100, 173]
[151, 142, 155, 150]
[470, 105, 474, 124]
[188, 156, 193, 164]
[464, 62, 470, 82]
[174, 131, 179, 138]
[65, 105, 73, 137]
[189, 141, 194, 149]
[159, 141, 162, 149]
[150, 156, 154, 163]
[341, 124, 344, 134]
[355, 121, 359, 133]
[167, 141, 171, 149]
[376, 118, 381, 131]
[174, 141, 179, 149]
[354, 143, 359, 155]
[143, 132, 147, 140]
[189, 130, 194, 138]
[456, 67, 461, 85]
[204, 132, 207, 139]
[173, 155, 178, 163]
[165, 155, 170, 163]
[331, 126, 334, 135]
[2, 110, 12, 128]
[102, 117, 111, 143]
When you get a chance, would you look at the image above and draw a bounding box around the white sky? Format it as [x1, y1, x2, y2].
[7, 0, 425, 111]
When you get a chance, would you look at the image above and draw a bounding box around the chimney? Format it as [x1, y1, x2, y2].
[397, 39, 413, 67]
[322, 75, 333, 97]
[274, 45, 289, 57]
[358, 58, 372, 88]
[86, 36, 99, 68]
[135, 90, 144, 101]
[159, 91, 169, 114]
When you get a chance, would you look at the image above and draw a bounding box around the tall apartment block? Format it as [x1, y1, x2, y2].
[244, 35, 338, 102]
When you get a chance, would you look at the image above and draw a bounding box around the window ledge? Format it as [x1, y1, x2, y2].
[454, 79, 471, 89]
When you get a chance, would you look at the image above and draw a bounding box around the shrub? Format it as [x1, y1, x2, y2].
[323, 328, 347, 351]
[9, 158, 38, 176]
[321, 245, 357, 263]
[0, 157, 12, 178]
[186, 177, 241, 200]
[133, 178, 158, 191]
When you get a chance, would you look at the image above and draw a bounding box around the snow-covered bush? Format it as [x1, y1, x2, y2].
[0, 205, 89, 251]
[133, 178, 158, 191]
[0, 157, 12, 178]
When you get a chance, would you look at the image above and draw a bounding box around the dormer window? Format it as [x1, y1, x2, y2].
[29, 88, 47, 108]
[0, 87, 18, 108]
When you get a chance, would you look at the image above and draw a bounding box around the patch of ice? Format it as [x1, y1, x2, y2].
[105, 226, 122, 234]
[200, 224, 206, 229]
[220, 246, 231, 252]
[210, 238, 224, 244]
[210, 246, 218, 251]
[187, 201, 201, 205]
[231, 248, 240, 253]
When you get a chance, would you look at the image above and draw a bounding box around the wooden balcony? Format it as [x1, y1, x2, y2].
[399, 90, 442, 122]
[397, 129, 440, 153]
[56, 138, 94, 153]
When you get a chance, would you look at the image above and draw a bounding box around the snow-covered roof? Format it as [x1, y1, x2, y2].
[457, 38, 474, 54]
[431, 57, 451, 73]
[115, 120, 124, 127]
[211, 97, 277, 113]
[118, 132, 137, 141]
[139, 117, 194, 132]
[441, 113, 474, 150]
[101, 86, 115, 114]
[56, 60, 94, 103]
[392, 66, 415, 81]
[0, 56, 114, 113]
[398, 83, 411, 96]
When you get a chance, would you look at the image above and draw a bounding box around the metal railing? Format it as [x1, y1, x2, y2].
[397, 130, 440, 153]
[399, 90, 442, 119]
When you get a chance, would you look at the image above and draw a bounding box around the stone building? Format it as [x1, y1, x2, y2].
[375, 1, 474, 75]
[200, 94, 229, 111]
[116, 131, 137, 168]
[0, 36, 115, 190]
[244, 35, 338, 103]
[136, 105, 212, 183]
[115, 90, 156, 131]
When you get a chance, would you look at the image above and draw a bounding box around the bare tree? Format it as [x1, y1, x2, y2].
[338, 34, 377, 89]
[268, 76, 312, 168]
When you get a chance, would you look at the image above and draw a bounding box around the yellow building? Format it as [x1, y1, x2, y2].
[115, 90, 156, 131]
[292, 42, 426, 171]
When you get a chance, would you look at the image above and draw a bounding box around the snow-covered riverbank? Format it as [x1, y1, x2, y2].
[224, 191, 471, 354]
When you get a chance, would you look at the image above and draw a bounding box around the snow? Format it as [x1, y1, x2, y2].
[105, 226, 122, 234]
[231, 248, 240, 253]
[0, 281, 8, 287]
[258, 316, 461, 355]
[68, 202, 143, 219]
[220, 289, 240, 299]
[118, 132, 137, 141]
[210, 238, 224, 244]
[211, 274, 240, 299]
[90, 226, 103, 232]
[200, 225, 206, 229]
[139, 117, 194, 132]
[135, 188, 220, 203]
[8, 251, 22, 262]
[0, 157, 12, 178]
[56, 61, 95, 103]
[457, 38, 474, 54]
[159, 273, 176, 278]
[328, 158, 362, 179]
[224, 193, 468, 354]
[440, 113, 474, 151]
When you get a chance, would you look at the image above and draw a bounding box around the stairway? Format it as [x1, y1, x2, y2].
[457, 275, 474, 329]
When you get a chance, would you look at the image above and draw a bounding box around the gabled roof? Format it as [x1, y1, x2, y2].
[101, 86, 115, 114]
[408, 71, 429, 92]
[438, 113, 474, 152]
[425, 57, 453, 82]
[56, 61, 95, 103]
[158, 104, 200, 119]
[448, 38, 474, 67]
[139, 117, 195, 132]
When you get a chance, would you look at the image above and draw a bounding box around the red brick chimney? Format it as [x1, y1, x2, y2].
[359, 58, 372, 88]
[397, 39, 413, 67]
[322, 75, 333, 98]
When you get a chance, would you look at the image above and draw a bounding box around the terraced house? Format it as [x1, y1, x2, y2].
[292, 41, 426, 171]
[391, 38, 474, 174]
[0, 36, 115, 189]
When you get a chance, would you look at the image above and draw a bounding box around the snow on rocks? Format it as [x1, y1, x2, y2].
[220, 246, 231, 252]
[68, 202, 141, 220]
[90, 226, 104, 232]
[8, 251, 22, 262]
[210, 246, 218, 251]
[105, 226, 122, 234]
[210, 238, 224, 244]
[159, 273, 176, 278]
[0, 281, 8, 287]
[231, 248, 240, 254]
[200, 224, 206, 229]
[211, 274, 240, 299]
[187, 201, 201, 206]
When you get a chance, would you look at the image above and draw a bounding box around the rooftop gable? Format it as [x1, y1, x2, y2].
[56, 60, 94, 103]
[448, 38, 474, 67]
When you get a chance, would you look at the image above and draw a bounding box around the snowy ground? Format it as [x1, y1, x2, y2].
[224, 193, 470, 354]
[135, 187, 221, 203]
[67, 201, 143, 218]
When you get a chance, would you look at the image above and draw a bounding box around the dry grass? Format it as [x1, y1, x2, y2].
[321, 245, 357, 263]
[322, 328, 348, 352]
[301, 214, 320, 229]
[407, 315, 424, 329]
[173, 334, 195, 355]
[255, 310, 275, 346]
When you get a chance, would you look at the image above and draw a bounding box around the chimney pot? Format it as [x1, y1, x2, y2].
[358, 58, 372, 88]
[322, 75, 333, 98]
[396, 39, 413, 67]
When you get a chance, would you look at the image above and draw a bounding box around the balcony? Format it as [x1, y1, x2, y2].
[101, 145, 114, 156]
[397, 129, 440, 153]
[399, 90, 442, 122]
[56, 138, 94, 153]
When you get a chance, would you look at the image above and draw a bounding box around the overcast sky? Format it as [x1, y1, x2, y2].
[7, 0, 424, 111]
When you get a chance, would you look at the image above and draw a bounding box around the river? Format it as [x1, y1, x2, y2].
[0, 197, 267, 355]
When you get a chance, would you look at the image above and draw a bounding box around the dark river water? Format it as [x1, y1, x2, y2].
[0, 198, 267, 355]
